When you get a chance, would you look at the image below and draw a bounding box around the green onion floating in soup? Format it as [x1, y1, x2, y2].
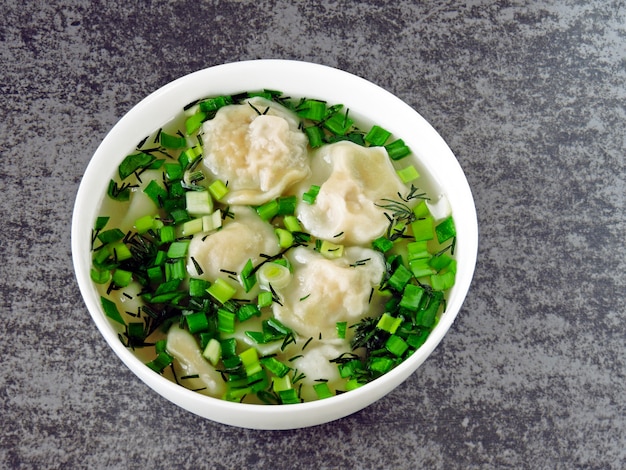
[90, 90, 457, 404]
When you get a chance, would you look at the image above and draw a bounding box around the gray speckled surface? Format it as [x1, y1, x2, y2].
[1, 1, 625, 468]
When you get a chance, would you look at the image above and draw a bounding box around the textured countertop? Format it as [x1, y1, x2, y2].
[1, 1, 624, 468]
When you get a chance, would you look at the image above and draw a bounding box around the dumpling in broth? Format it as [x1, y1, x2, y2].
[296, 141, 408, 245]
[272, 246, 385, 339]
[186, 207, 280, 288]
[201, 96, 310, 206]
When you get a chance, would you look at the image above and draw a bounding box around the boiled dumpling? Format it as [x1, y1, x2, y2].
[166, 325, 226, 396]
[271, 246, 385, 338]
[201, 96, 310, 205]
[186, 206, 280, 285]
[296, 141, 408, 245]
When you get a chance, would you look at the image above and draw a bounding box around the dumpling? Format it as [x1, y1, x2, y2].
[272, 246, 385, 339]
[201, 96, 310, 205]
[296, 141, 408, 245]
[186, 206, 280, 285]
[166, 325, 226, 396]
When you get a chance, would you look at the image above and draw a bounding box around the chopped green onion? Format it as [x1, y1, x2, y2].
[221, 338, 237, 358]
[256, 199, 279, 221]
[118, 152, 155, 180]
[202, 210, 222, 232]
[107, 179, 130, 201]
[165, 258, 186, 281]
[273, 374, 292, 392]
[277, 196, 297, 215]
[248, 369, 269, 393]
[431, 271, 455, 291]
[435, 216, 456, 243]
[178, 145, 202, 169]
[181, 217, 204, 236]
[109, 242, 132, 262]
[278, 388, 300, 404]
[101, 296, 125, 325]
[240, 259, 257, 293]
[237, 304, 261, 322]
[146, 351, 174, 373]
[257, 291, 273, 308]
[155, 339, 167, 354]
[208, 179, 229, 201]
[239, 348, 262, 376]
[407, 241, 431, 260]
[319, 240, 344, 259]
[411, 217, 434, 242]
[260, 357, 291, 378]
[283, 215, 303, 233]
[397, 165, 420, 183]
[186, 190, 213, 217]
[265, 317, 292, 336]
[336, 321, 347, 339]
[304, 125, 325, 148]
[245, 331, 266, 344]
[153, 279, 181, 295]
[207, 278, 237, 304]
[188, 278, 211, 297]
[385, 335, 409, 357]
[90, 268, 111, 284]
[406, 330, 430, 349]
[399, 284, 425, 311]
[324, 108, 353, 135]
[372, 236, 394, 253]
[412, 199, 431, 218]
[185, 111, 206, 135]
[376, 313, 402, 334]
[370, 356, 395, 374]
[160, 131, 187, 149]
[167, 241, 189, 259]
[297, 99, 327, 121]
[169, 208, 190, 224]
[313, 382, 333, 399]
[186, 312, 209, 334]
[164, 162, 184, 181]
[302, 185, 320, 204]
[168, 180, 185, 198]
[94, 216, 110, 231]
[387, 264, 413, 292]
[146, 266, 163, 285]
[112, 269, 132, 287]
[143, 180, 167, 207]
[338, 359, 362, 378]
[385, 139, 411, 160]
[416, 291, 443, 328]
[409, 258, 435, 278]
[159, 225, 176, 243]
[217, 307, 236, 334]
[134, 214, 156, 234]
[345, 378, 363, 391]
[429, 252, 453, 271]
[97, 228, 125, 244]
[364, 125, 391, 146]
[199, 95, 232, 113]
[258, 262, 291, 289]
[275, 228, 294, 248]
[202, 338, 221, 366]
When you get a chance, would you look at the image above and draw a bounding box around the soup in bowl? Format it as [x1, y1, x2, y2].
[71, 60, 478, 429]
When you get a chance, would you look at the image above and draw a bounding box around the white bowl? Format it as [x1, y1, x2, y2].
[71, 59, 478, 430]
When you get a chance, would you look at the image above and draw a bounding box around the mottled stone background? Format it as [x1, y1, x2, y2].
[1, 1, 624, 468]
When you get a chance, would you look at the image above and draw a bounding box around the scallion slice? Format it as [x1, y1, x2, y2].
[385, 139, 411, 160]
[202, 338, 221, 366]
[364, 125, 391, 146]
[207, 278, 237, 304]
